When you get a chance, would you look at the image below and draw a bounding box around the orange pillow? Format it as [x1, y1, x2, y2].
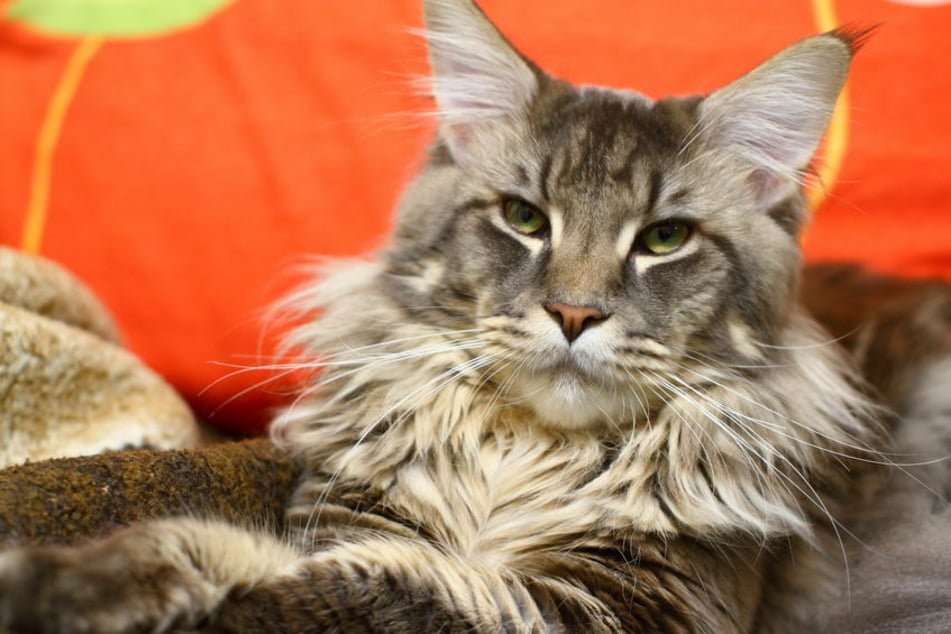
[2, 0, 949, 434]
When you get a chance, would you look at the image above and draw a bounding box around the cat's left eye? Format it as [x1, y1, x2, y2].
[636, 221, 692, 255]
[502, 198, 549, 237]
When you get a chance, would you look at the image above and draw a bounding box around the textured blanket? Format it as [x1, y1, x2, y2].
[0, 439, 298, 548]
[0, 247, 199, 468]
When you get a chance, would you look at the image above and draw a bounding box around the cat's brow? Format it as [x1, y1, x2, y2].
[616, 219, 639, 258]
[547, 206, 564, 251]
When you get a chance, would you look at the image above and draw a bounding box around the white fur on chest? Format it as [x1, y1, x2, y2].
[386, 430, 606, 568]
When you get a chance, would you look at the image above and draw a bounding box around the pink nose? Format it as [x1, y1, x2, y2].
[544, 303, 607, 343]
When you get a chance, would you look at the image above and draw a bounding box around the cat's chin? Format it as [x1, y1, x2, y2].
[513, 369, 625, 431]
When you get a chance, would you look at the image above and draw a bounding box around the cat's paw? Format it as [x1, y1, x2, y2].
[0, 541, 212, 634]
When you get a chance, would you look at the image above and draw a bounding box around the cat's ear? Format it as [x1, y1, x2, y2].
[699, 30, 866, 205]
[423, 0, 539, 165]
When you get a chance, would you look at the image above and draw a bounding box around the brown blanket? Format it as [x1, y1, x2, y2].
[0, 248, 199, 467]
[0, 439, 299, 547]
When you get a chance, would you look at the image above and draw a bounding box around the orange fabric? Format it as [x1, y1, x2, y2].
[1, 0, 949, 434]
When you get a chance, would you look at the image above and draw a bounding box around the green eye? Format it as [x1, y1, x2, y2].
[503, 199, 548, 236]
[639, 221, 691, 255]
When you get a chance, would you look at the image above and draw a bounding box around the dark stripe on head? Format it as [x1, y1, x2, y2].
[610, 146, 640, 184]
[555, 144, 576, 192]
[455, 197, 496, 215]
[667, 188, 689, 206]
[515, 163, 530, 187]
[538, 153, 554, 202]
[646, 169, 664, 213]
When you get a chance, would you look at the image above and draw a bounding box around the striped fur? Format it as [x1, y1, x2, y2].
[0, 2, 935, 633]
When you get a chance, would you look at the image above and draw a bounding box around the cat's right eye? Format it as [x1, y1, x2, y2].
[502, 198, 549, 237]
[635, 221, 692, 255]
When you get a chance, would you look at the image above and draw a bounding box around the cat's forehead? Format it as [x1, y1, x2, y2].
[526, 84, 702, 223]
[534, 85, 698, 166]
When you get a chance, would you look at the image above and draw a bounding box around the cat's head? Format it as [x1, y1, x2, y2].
[382, 0, 858, 430]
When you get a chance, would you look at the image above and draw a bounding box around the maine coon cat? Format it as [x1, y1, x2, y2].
[0, 1, 919, 632]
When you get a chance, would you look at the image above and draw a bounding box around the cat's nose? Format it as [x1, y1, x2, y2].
[544, 303, 608, 343]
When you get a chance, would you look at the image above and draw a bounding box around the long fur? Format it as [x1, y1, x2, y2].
[0, 3, 931, 634]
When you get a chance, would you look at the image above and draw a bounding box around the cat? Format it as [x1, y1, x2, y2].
[0, 0, 931, 632]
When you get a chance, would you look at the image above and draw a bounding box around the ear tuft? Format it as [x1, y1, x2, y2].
[830, 24, 879, 55]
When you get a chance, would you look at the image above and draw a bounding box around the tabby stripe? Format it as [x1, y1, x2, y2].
[496, 324, 530, 338]
[616, 345, 666, 359]
[632, 555, 705, 595]
[526, 580, 616, 631]
[455, 197, 496, 215]
[667, 187, 689, 205]
[609, 146, 639, 184]
[705, 233, 768, 333]
[538, 554, 695, 632]
[514, 163, 530, 187]
[697, 458, 728, 507]
[649, 472, 683, 530]
[538, 153, 554, 202]
[444, 282, 478, 303]
[646, 168, 664, 212]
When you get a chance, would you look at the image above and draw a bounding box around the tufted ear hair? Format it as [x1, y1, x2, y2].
[423, 0, 539, 165]
[698, 29, 868, 206]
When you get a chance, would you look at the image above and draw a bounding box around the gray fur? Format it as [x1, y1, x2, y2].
[0, 2, 901, 633]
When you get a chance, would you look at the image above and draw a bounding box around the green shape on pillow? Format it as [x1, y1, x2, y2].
[5, 0, 234, 37]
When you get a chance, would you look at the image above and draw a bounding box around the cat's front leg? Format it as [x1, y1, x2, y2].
[0, 518, 300, 634]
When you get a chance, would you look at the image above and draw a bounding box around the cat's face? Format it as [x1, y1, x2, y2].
[384, 0, 853, 429]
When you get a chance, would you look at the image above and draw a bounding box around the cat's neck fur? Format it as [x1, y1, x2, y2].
[272, 259, 880, 551]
